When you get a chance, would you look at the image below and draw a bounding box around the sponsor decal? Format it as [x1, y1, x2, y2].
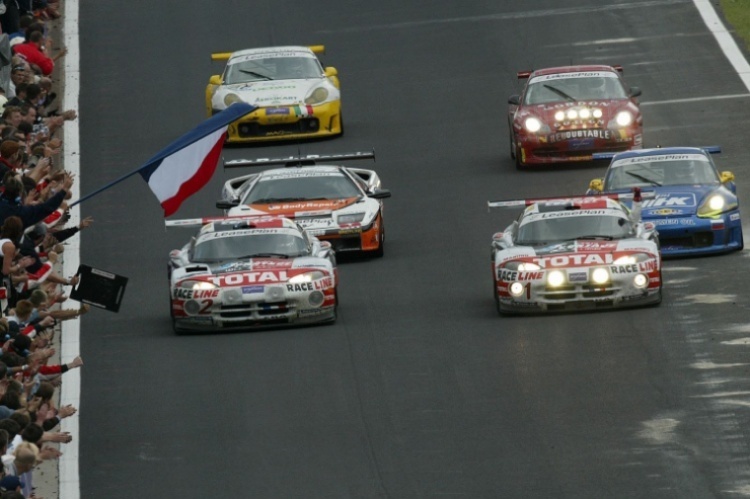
[612, 154, 708, 167]
[314, 277, 333, 290]
[610, 264, 638, 274]
[214, 271, 288, 286]
[652, 218, 696, 226]
[548, 130, 611, 143]
[293, 104, 314, 117]
[296, 218, 336, 229]
[649, 208, 684, 216]
[499, 270, 544, 281]
[173, 288, 220, 300]
[568, 271, 588, 282]
[266, 107, 290, 115]
[534, 253, 613, 267]
[638, 260, 657, 272]
[730, 213, 740, 221]
[577, 241, 618, 252]
[299, 308, 327, 316]
[531, 72, 617, 83]
[242, 286, 264, 294]
[287, 282, 314, 292]
[642, 193, 696, 208]
[570, 138, 595, 149]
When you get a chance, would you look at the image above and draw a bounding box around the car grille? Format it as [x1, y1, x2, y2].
[219, 301, 296, 321]
[660, 231, 713, 248]
[541, 284, 617, 301]
[237, 119, 319, 137]
[323, 234, 362, 252]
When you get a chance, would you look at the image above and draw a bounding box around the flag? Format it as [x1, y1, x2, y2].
[71, 103, 256, 216]
[138, 103, 255, 217]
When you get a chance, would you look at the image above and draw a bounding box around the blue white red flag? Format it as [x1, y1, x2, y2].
[137, 103, 255, 216]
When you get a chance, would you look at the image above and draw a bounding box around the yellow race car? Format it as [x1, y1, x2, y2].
[206, 45, 343, 143]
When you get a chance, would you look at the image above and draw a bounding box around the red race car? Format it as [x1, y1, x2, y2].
[508, 65, 643, 169]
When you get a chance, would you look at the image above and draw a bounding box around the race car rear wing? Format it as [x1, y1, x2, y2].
[516, 65, 624, 80]
[224, 150, 375, 169]
[487, 190, 655, 210]
[165, 215, 283, 229]
[592, 146, 721, 162]
[211, 45, 326, 61]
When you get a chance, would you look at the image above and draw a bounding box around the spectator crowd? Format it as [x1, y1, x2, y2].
[0, 2, 90, 497]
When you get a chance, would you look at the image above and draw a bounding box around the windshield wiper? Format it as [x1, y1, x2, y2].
[626, 171, 662, 187]
[238, 253, 290, 259]
[576, 235, 615, 240]
[239, 69, 272, 80]
[543, 84, 576, 102]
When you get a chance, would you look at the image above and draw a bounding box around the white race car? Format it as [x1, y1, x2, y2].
[167, 215, 337, 334]
[218, 152, 391, 257]
[489, 192, 662, 314]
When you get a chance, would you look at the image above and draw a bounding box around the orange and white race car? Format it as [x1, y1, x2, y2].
[217, 151, 391, 257]
[489, 191, 661, 314]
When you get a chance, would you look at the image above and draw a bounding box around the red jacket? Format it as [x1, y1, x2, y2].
[13, 42, 54, 76]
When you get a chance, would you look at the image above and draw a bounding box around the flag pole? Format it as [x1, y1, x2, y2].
[67, 103, 255, 210]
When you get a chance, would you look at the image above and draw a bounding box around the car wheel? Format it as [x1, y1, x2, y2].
[338, 114, 345, 137]
[515, 145, 525, 170]
[738, 228, 744, 251]
[509, 130, 516, 160]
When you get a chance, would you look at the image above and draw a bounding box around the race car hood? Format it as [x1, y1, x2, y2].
[213, 79, 336, 108]
[516, 99, 639, 126]
[226, 196, 381, 232]
[248, 198, 359, 216]
[497, 239, 658, 268]
[173, 257, 333, 286]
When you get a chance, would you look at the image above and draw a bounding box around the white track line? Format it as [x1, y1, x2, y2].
[60, 0, 81, 497]
[693, 0, 750, 91]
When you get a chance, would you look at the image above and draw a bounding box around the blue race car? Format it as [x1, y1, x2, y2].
[587, 147, 743, 256]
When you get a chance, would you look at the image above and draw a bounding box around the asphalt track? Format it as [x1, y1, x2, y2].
[75, 1, 750, 497]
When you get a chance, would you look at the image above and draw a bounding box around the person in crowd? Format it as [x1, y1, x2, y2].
[12, 31, 65, 77]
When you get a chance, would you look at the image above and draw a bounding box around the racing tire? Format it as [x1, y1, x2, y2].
[514, 146, 525, 170]
[493, 280, 503, 316]
[509, 131, 516, 160]
[738, 230, 744, 251]
[338, 115, 345, 137]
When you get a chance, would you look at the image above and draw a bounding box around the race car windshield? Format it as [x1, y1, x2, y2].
[525, 76, 628, 104]
[225, 57, 323, 84]
[517, 214, 633, 244]
[192, 233, 309, 261]
[606, 159, 721, 189]
[244, 175, 362, 203]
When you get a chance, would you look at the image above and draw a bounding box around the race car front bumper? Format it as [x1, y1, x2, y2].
[171, 282, 336, 332]
[495, 263, 661, 314]
[225, 100, 342, 143]
[302, 212, 384, 255]
[515, 126, 642, 165]
[650, 210, 743, 257]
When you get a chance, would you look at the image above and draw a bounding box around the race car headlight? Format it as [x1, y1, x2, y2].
[592, 108, 603, 119]
[615, 110, 633, 127]
[591, 267, 610, 285]
[502, 261, 541, 271]
[547, 270, 565, 287]
[508, 282, 525, 297]
[179, 280, 217, 290]
[224, 93, 243, 107]
[524, 117, 543, 133]
[566, 109, 578, 120]
[305, 87, 330, 105]
[579, 108, 591, 119]
[337, 212, 366, 224]
[633, 274, 648, 289]
[554, 111, 565, 121]
[289, 271, 326, 283]
[697, 191, 738, 217]
[613, 253, 652, 265]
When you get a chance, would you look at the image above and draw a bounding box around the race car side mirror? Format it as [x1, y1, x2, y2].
[720, 171, 735, 183]
[209, 75, 222, 85]
[508, 95, 520, 105]
[216, 199, 239, 210]
[629, 86, 642, 98]
[368, 189, 392, 200]
[588, 178, 604, 193]
[324, 67, 338, 77]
